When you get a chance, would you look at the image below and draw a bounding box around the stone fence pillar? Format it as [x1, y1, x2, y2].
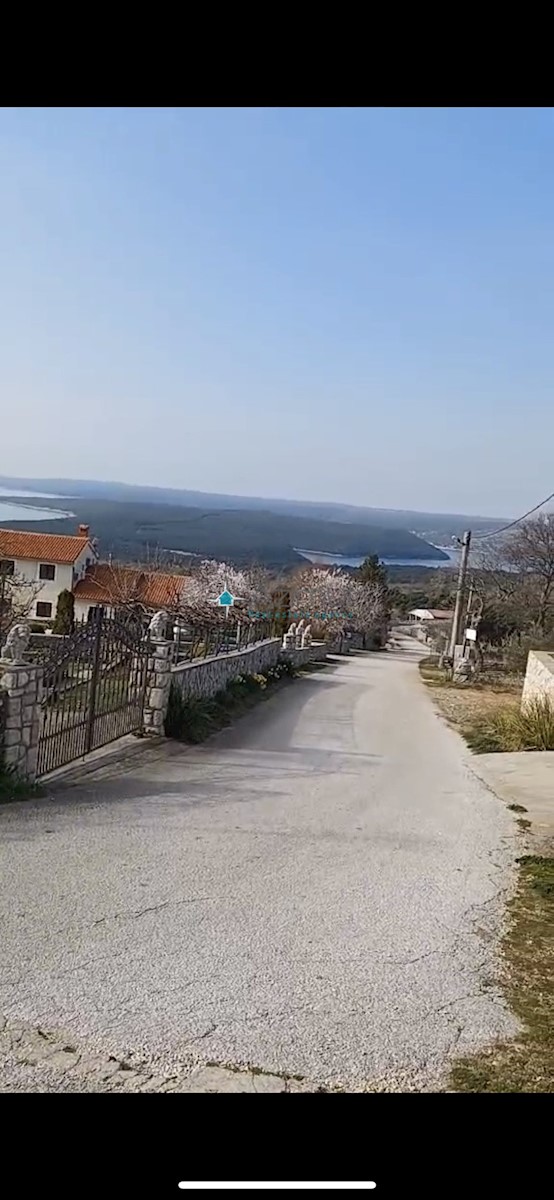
[142, 638, 172, 735]
[0, 660, 43, 780]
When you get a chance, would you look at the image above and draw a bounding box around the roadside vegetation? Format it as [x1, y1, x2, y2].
[0, 766, 42, 805]
[164, 661, 297, 744]
[419, 658, 554, 753]
[451, 854, 554, 1092]
[1, 493, 437, 570]
[463, 696, 554, 754]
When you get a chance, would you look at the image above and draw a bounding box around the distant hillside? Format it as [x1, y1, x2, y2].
[0, 475, 507, 539]
[0, 496, 447, 569]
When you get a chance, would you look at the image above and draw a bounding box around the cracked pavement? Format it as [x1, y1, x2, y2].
[0, 640, 519, 1092]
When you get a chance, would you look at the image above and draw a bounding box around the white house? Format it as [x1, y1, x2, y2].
[0, 525, 98, 624]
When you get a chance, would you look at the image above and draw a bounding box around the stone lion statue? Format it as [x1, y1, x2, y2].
[1, 622, 31, 663]
[148, 610, 169, 640]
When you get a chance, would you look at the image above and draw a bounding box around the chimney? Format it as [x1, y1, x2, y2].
[78, 523, 90, 538]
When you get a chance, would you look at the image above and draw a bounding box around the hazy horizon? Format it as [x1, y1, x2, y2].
[0, 474, 507, 522]
[2, 108, 554, 514]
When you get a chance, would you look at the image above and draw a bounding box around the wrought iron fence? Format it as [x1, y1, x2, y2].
[36, 611, 149, 778]
[171, 617, 273, 664]
[26, 632, 67, 665]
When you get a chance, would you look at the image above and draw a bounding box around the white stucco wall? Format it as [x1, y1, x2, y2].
[11, 558, 73, 621]
[9, 541, 97, 622]
[73, 544, 97, 581]
[521, 650, 554, 709]
[73, 598, 115, 623]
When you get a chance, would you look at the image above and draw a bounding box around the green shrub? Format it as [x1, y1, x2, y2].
[164, 658, 296, 743]
[463, 697, 554, 754]
[520, 697, 554, 750]
[52, 589, 75, 635]
[0, 766, 42, 805]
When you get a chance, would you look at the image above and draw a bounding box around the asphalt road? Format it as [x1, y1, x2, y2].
[0, 640, 519, 1090]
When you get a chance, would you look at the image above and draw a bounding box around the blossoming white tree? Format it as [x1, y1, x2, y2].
[182, 560, 273, 623]
[289, 566, 388, 643]
[289, 568, 353, 635]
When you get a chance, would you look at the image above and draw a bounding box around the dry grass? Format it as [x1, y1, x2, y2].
[419, 658, 521, 734]
[463, 697, 554, 754]
[420, 659, 554, 753]
[451, 855, 554, 1092]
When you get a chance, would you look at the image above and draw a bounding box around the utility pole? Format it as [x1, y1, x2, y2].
[465, 580, 474, 625]
[447, 530, 471, 663]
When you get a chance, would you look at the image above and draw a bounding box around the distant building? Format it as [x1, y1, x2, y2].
[0, 525, 97, 623]
[408, 608, 453, 623]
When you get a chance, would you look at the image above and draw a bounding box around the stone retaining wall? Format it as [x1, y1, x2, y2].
[170, 638, 283, 703]
[521, 650, 554, 709]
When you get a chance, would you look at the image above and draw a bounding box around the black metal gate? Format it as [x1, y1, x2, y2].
[36, 611, 150, 777]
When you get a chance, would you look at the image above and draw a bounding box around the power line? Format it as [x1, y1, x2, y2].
[473, 489, 554, 541]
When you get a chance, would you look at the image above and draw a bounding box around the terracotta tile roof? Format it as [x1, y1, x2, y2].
[143, 571, 189, 608]
[0, 528, 91, 565]
[73, 563, 189, 608]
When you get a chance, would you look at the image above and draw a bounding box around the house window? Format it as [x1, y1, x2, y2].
[0, 559, 15, 576]
[36, 601, 53, 619]
[39, 563, 56, 581]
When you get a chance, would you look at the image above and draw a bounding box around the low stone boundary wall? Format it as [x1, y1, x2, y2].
[522, 650, 554, 709]
[281, 641, 332, 669]
[170, 638, 283, 703]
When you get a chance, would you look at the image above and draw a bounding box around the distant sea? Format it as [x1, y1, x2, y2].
[0, 487, 72, 523]
[296, 547, 460, 570]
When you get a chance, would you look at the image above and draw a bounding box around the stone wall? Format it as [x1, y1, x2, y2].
[0, 660, 43, 779]
[170, 638, 283, 704]
[281, 641, 333, 669]
[521, 650, 554, 709]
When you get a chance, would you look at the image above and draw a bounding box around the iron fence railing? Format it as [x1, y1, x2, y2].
[36, 611, 150, 778]
[26, 632, 67, 665]
[171, 618, 273, 664]
[22, 615, 274, 671]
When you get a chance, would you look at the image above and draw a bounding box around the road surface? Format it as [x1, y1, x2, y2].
[0, 639, 518, 1091]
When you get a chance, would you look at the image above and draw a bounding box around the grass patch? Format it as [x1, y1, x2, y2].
[462, 697, 554, 754]
[418, 659, 553, 754]
[419, 660, 522, 735]
[164, 660, 297, 744]
[0, 767, 42, 805]
[418, 656, 448, 688]
[451, 855, 554, 1092]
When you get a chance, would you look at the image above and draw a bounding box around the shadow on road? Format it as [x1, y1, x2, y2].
[11, 662, 378, 816]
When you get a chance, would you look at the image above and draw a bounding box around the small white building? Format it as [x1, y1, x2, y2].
[408, 608, 453, 624]
[0, 525, 98, 624]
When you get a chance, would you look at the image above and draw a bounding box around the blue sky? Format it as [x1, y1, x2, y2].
[1, 107, 553, 516]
